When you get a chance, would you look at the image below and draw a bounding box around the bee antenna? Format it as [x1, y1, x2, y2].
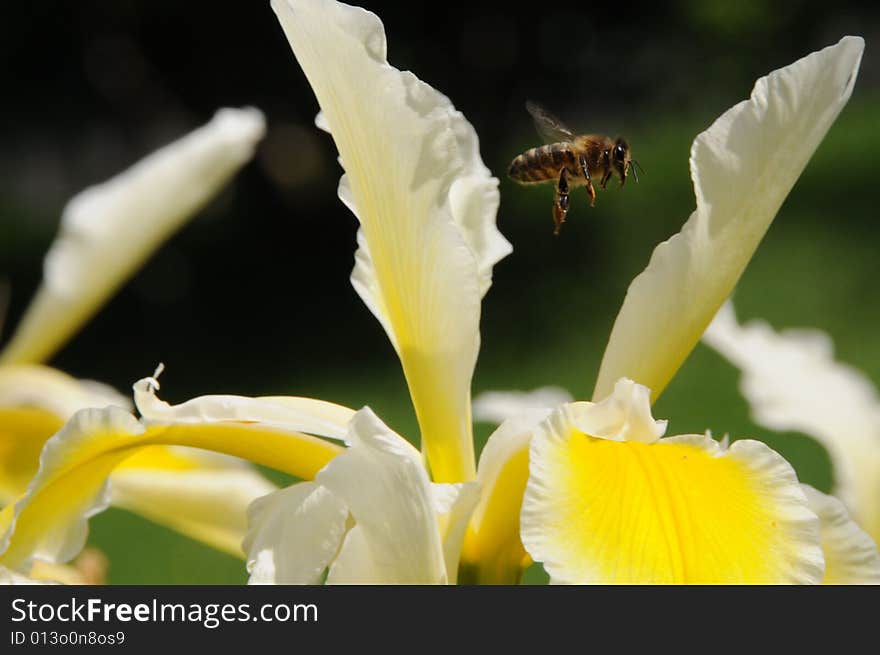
[633, 159, 646, 177]
[628, 160, 640, 184]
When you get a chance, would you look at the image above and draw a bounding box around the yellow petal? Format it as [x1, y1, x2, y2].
[593, 37, 864, 402]
[0, 108, 265, 365]
[272, 0, 510, 482]
[522, 403, 824, 583]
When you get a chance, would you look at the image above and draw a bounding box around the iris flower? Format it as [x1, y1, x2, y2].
[0, 108, 273, 564]
[0, 0, 872, 584]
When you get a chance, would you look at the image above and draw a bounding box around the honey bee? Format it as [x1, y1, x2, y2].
[508, 101, 642, 234]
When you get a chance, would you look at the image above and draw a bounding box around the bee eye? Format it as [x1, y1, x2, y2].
[614, 145, 625, 161]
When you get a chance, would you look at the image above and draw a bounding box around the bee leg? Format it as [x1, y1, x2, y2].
[578, 154, 596, 207]
[553, 168, 570, 235]
[600, 169, 613, 190]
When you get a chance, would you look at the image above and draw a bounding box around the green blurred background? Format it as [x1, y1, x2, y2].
[1, 0, 878, 583]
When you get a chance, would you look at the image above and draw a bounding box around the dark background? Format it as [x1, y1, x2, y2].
[1, 1, 878, 582]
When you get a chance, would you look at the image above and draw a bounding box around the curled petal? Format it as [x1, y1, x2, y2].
[273, 0, 510, 482]
[594, 37, 864, 402]
[522, 403, 824, 583]
[1, 108, 266, 366]
[134, 372, 354, 441]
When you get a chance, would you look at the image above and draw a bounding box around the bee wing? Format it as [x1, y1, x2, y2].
[526, 100, 575, 144]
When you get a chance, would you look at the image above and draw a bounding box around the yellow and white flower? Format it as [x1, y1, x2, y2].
[0, 108, 272, 559]
[0, 0, 872, 585]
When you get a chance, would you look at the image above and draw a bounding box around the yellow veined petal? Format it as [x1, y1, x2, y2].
[0, 385, 349, 571]
[801, 485, 880, 584]
[593, 37, 864, 402]
[272, 0, 510, 482]
[704, 301, 880, 544]
[0, 108, 265, 366]
[522, 402, 824, 583]
[110, 447, 277, 558]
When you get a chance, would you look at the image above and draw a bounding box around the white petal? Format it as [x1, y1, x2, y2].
[244, 482, 349, 584]
[801, 485, 880, 584]
[321, 408, 446, 583]
[576, 378, 667, 444]
[704, 301, 880, 542]
[325, 524, 373, 584]
[133, 372, 355, 441]
[0, 108, 265, 366]
[272, 0, 510, 482]
[593, 37, 864, 402]
[473, 387, 574, 424]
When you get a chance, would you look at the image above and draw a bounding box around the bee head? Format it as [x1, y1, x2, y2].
[612, 138, 631, 186]
[611, 138, 644, 187]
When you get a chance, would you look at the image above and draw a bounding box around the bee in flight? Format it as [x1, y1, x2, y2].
[508, 101, 643, 234]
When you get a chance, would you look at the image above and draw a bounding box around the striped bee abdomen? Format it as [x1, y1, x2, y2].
[508, 144, 573, 184]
